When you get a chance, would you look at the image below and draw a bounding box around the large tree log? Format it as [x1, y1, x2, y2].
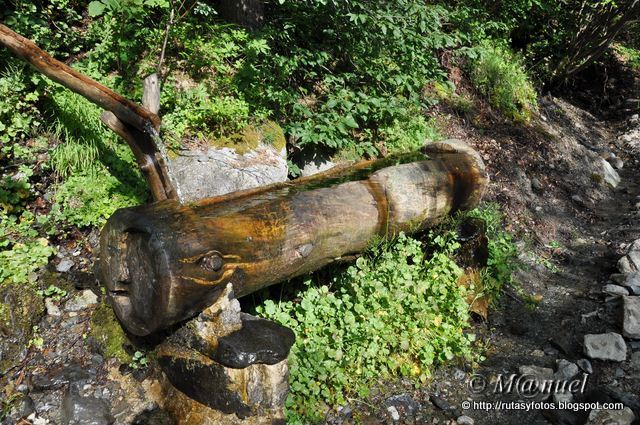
[0, 24, 176, 201]
[97, 140, 488, 336]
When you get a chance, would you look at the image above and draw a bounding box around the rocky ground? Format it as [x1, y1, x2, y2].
[329, 60, 640, 424]
[4, 58, 640, 424]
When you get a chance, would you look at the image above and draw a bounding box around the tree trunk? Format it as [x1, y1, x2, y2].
[217, 0, 264, 29]
[97, 140, 488, 336]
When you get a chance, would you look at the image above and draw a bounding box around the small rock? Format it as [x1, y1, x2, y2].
[387, 405, 400, 421]
[571, 195, 584, 204]
[630, 351, 640, 371]
[453, 368, 466, 381]
[603, 284, 629, 297]
[586, 407, 635, 425]
[543, 346, 560, 356]
[531, 178, 543, 191]
[622, 296, 640, 339]
[18, 396, 35, 418]
[385, 394, 420, 416]
[519, 365, 554, 381]
[32, 364, 94, 391]
[457, 416, 474, 425]
[56, 259, 74, 273]
[584, 333, 627, 362]
[45, 298, 61, 317]
[555, 359, 579, 381]
[430, 395, 450, 411]
[613, 158, 624, 169]
[576, 359, 593, 374]
[65, 290, 98, 312]
[553, 391, 573, 404]
[61, 387, 113, 425]
[532, 349, 545, 357]
[600, 158, 621, 188]
[614, 367, 625, 378]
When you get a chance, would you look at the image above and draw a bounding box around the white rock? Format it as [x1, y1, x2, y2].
[168, 142, 288, 203]
[623, 296, 640, 339]
[65, 290, 98, 312]
[619, 256, 638, 273]
[45, 298, 61, 317]
[56, 259, 74, 273]
[600, 158, 621, 188]
[587, 407, 635, 425]
[387, 405, 400, 421]
[584, 333, 627, 362]
[457, 416, 474, 425]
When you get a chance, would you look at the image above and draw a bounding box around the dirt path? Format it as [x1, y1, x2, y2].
[345, 63, 640, 423]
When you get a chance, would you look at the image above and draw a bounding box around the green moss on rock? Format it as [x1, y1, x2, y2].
[0, 285, 44, 372]
[209, 121, 286, 155]
[90, 302, 131, 363]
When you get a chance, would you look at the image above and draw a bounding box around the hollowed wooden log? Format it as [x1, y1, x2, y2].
[97, 140, 488, 336]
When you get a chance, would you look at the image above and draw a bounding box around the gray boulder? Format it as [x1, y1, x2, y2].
[584, 333, 627, 362]
[167, 122, 288, 202]
[623, 296, 640, 339]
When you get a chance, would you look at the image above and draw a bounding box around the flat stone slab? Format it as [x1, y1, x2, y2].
[212, 314, 295, 369]
[623, 296, 640, 339]
[584, 333, 627, 362]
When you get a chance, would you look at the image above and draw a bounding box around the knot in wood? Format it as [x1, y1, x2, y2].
[199, 253, 224, 271]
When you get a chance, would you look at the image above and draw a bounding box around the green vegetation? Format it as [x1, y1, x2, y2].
[256, 204, 518, 421]
[1, 0, 636, 420]
[90, 301, 132, 364]
[468, 42, 538, 122]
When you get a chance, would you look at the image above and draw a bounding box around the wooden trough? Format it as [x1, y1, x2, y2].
[98, 141, 487, 335]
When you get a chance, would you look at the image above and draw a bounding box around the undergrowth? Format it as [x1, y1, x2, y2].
[256, 203, 518, 422]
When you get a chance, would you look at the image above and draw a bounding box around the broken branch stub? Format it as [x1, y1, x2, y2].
[97, 140, 488, 336]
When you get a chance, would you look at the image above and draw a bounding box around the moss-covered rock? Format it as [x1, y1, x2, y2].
[90, 302, 131, 364]
[210, 121, 285, 156]
[0, 284, 44, 372]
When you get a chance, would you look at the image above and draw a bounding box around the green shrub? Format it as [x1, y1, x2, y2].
[0, 65, 42, 151]
[46, 82, 147, 227]
[162, 83, 253, 143]
[614, 43, 640, 70]
[379, 108, 441, 154]
[0, 211, 56, 287]
[467, 42, 537, 122]
[54, 173, 145, 227]
[258, 232, 476, 422]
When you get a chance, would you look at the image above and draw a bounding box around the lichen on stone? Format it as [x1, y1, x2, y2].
[90, 302, 132, 363]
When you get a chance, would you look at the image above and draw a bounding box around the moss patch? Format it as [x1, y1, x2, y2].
[90, 302, 132, 363]
[210, 120, 286, 155]
[0, 285, 44, 372]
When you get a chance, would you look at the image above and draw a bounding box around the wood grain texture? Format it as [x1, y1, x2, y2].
[98, 140, 488, 335]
